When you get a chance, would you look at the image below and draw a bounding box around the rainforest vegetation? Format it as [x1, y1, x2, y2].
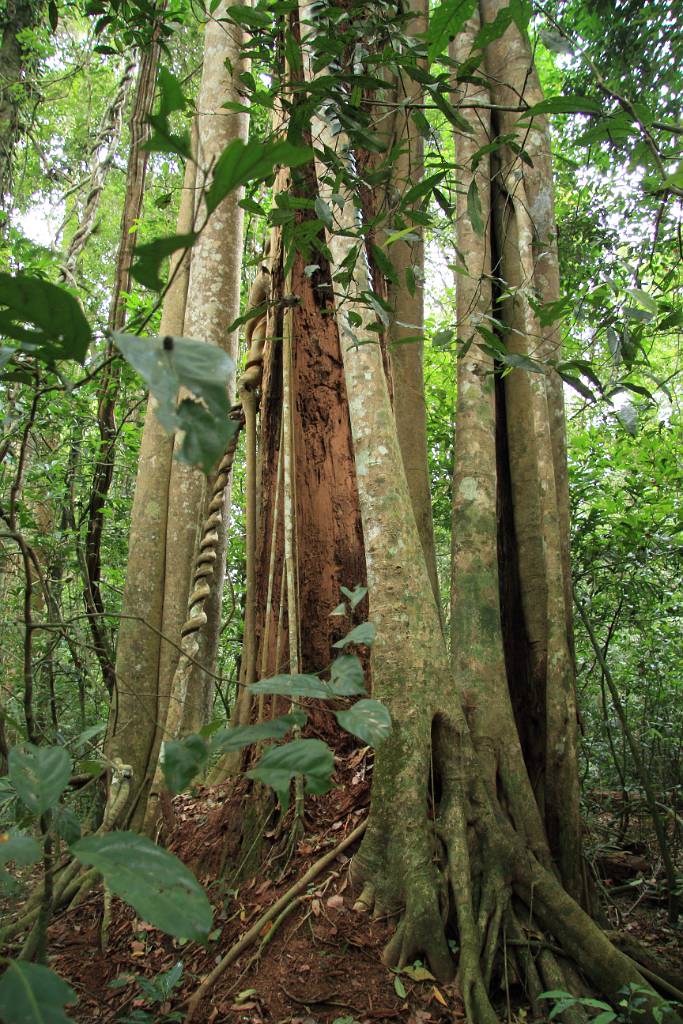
[0, 0, 681, 1022]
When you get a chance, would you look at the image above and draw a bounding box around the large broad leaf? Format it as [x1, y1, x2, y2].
[9, 744, 72, 817]
[332, 622, 376, 649]
[247, 739, 334, 810]
[519, 95, 602, 119]
[161, 712, 308, 793]
[130, 232, 198, 292]
[161, 734, 210, 795]
[467, 180, 485, 237]
[142, 67, 191, 160]
[113, 333, 236, 472]
[330, 655, 366, 696]
[0, 274, 91, 364]
[53, 806, 81, 846]
[426, 0, 477, 63]
[0, 960, 77, 1023]
[210, 712, 307, 754]
[0, 830, 41, 868]
[71, 832, 212, 941]
[335, 700, 392, 746]
[0, 830, 42, 892]
[205, 139, 312, 215]
[248, 674, 335, 699]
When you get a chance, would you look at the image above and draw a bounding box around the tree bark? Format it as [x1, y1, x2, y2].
[481, 0, 583, 900]
[108, 147, 197, 830]
[385, 0, 441, 617]
[83, 40, 160, 698]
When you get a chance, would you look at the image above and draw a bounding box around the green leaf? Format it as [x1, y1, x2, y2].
[471, 6, 514, 49]
[247, 739, 334, 810]
[330, 655, 366, 696]
[175, 398, 240, 474]
[0, 274, 91, 364]
[205, 140, 312, 216]
[500, 352, 545, 373]
[0, 960, 77, 1023]
[143, 69, 191, 159]
[315, 196, 334, 229]
[53, 806, 81, 845]
[72, 723, 106, 749]
[144, 113, 192, 160]
[9, 744, 72, 816]
[558, 371, 594, 401]
[71, 832, 212, 941]
[335, 699, 392, 746]
[162, 734, 210, 794]
[370, 244, 399, 285]
[0, 830, 42, 891]
[248, 674, 334, 699]
[383, 226, 419, 247]
[394, 975, 407, 999]
[519, 96, 602, 118]
[509, 0, 532, 31]
[625, 287, 658, 314]
[113, 334, 236, 473]
[332, 622, 377, 649]
[400, 171, 447, 206]
[466, 180, 485, 237]
[211, 713, 307, 755]
[340, 584, 367, 610]
[0, 830, 41, 867]
[426, 0, 477, 63]
[157, 66, 186, 117]
[130, 232, 197, 292]
[433, 328, 455, 348]
[137, 961, 183, 1003]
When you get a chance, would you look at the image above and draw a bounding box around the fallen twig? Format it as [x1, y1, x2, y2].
[183, 819, 366, 1022]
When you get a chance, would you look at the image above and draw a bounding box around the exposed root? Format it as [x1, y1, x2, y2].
[381, 881, 452, 981]
[349, 709, 682, 1024]
[183, 820, 366, 1023]
[605, 930, 683, 998]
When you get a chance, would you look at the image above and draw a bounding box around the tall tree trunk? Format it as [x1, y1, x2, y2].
[59, 60, 136, 287]
[161, 0, 250, 740]
[385, 0, 441, 618]
[480, 0, 583, 900]
[109, 0, 250, 831]
[107, 149, 197, 830]
[83, 40, 160, 697]
[0, 0, 41, 216]
[281, 4, 669, 1020]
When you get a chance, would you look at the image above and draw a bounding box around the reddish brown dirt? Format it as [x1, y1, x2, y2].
[10, 777, 682, 1024]
[45, 746, 465, 1024]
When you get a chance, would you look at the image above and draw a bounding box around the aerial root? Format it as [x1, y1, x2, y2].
[538, 948, 589, 1024]
[503, 908, 544, 1010]
[605, 930, 683, 1001]
[477, 867, 509, 988]
[352, 881, 375, 913]
[0, 861, 101, 955]
[381, 886, 454, 982]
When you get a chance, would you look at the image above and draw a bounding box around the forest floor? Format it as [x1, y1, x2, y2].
[35, 749, 683, 1023]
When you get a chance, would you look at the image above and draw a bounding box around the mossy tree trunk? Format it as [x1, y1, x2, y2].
[225, 3, 673, 1020]
[107, 1, 250, 832]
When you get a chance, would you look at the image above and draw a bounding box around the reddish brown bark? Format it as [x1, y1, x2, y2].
[254, 228, 366, 683]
